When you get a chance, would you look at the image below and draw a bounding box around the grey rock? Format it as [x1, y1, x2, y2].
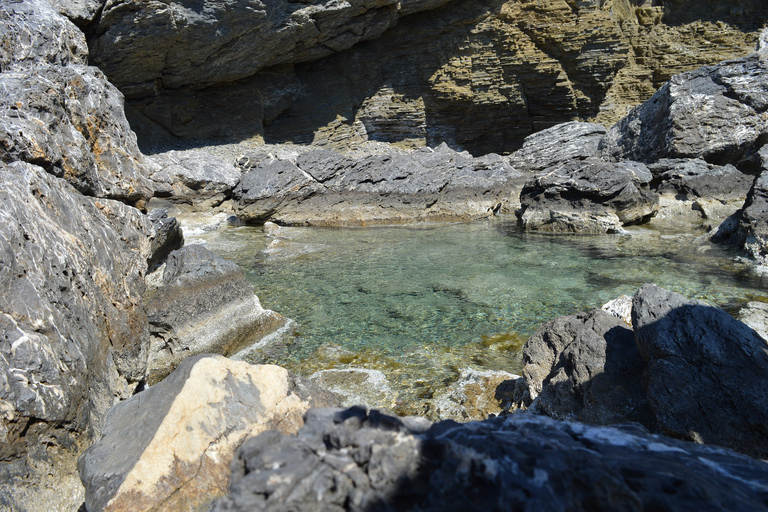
[310, 368, 395, 411]
[234, 144, 525, 225]
[0, 0, 88, 72]
[0, 64, 154, 206]
[738, 301, 768, 344]
[215, 408, 768, 512]
[508, 121, 607, 173]
[430, 368, 520, 422]
[0, 161, 152, 511]
[514, 309, 653, 428]
[49, 0, 105, 25]
[649, 158, 754, 201]
[148, 149, 241, 207]
[601, 53, 768, 167]
[90, 0, 453, 98]
[144, 245, 287, 384]
[146, 208, 184, 272]
[632, 283, 768, 459]
[517, 158, 659, 233]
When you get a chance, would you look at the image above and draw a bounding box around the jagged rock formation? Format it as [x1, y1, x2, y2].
[215, 407, 768, 512]
[78, 355, 339, 512]
[102, 0, 767, 154]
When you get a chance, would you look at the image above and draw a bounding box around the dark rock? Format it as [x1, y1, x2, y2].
[649, 158, 754, 201]
[517, 158, 659, 233]
[0, 64, 154, 206]
[146, 209, 184, 272]
[215, 408, 768, 512]
[0, 161, 152, 511]
[632, 283, 768, 459]
[79, 354, 340, 512]
[508, 121, 607, 173]
[143, 245, 288, 384]
[234, 144, 525, 225]
[601, 53, 768, 167]
[514, 309, 653, 427]
[147, 149, 241, 207]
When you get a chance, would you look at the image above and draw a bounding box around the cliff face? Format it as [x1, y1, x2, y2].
[97, 0, 768, 155]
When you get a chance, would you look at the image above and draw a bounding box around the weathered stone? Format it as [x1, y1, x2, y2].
[430, 368, 520, 421]
[146, 208, 184, 273]
[517, 158, 659, 233]
[602, 53, 768, 167]
[78, 354, 340, 512]
[601, 294, 633, 326]
[739, 301, 768, 344]
[144, 245, 287, 384]
[632, 283, 768, 458]
[508, 122, 607, 173]
[234, 144, 525, 225]
[649, 159, 754, 201]
[148, 149, 241, 207]
[0, 0, 89, 72]
[216, 408, 768, 512]
[514, 309, 653, 428]
[49, 0, 105, 26]
[310, 368, 395, 411]
[0, 64, 154, 206]
[0, 161, 152, 511]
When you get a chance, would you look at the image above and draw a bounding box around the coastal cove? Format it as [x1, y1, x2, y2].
[189, 215, 768, 415]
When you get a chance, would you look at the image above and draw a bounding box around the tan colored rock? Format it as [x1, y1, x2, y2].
[78, 354, 339, 512]
[430, 368, 521, 421]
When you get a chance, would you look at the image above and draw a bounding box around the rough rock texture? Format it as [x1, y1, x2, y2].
[90, 0, 453, 98]
[146, 208, 184, 273]
[78, 354, 340, 512]
[602, 52, 768, 168]
[233, 145, 525, 225]
[517, 158, 659, 233]
[514, 309, 653, 427]
[310, 369, 395, 411]
[632, 284, 768, 459]
[118, 0, 767, 154]
[148, 149, 241, 207]
[739, 301, 768, 344]
[429, 368, 520, 421]
[0, 161, 152, 511]
[508, 122, 606, 173]
[143, 245, 288, 384]
[215, 407, 768, 512]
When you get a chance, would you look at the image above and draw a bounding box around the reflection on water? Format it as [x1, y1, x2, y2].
[191, 217, 768, 414]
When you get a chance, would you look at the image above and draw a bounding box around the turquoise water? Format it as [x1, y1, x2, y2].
[192, 217, 768, 414]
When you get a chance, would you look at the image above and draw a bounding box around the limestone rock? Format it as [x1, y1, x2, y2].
[517, 158, 659, 233]
[144, 245, 287, 384]
[601, 294, 633, 326]
[234, 145, 525, 225]
[514, 309, 653, 427]
[148, 149, 242, 207]
[49, 0, 105, 26]
[602, 53, 768, 167]
[738, 301, 768, 344]
[310, 368, 395, 411]
[430, 368, 520, 421]
[650, 159, 754, 202]
[0, 64, 154, 206]
[0, 161, 152, 511]
[78, 354, 339, 512]
[215, 407, 768, 512]
[632, 283, 768, 458]
[146, 208, 184, 273]
[508, 122, 607, 173]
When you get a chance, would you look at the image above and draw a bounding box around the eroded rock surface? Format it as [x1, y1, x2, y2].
[79, 354, 339, 512]
[215, 407, 768, 512]
[508, 122, 607, 173]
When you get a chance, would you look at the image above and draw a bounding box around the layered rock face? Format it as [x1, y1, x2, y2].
[95, 0, 767, 154]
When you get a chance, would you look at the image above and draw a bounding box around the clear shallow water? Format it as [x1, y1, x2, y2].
[191, 217, 768, 415]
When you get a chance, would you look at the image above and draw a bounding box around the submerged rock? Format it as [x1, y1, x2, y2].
[310, 368, 395, 411]
[430, 368, 520, 422]
[215, 407, 768, 512]
[144, 245, 288, 384]
[517, 158, 659, 233]
[79, 354, 339, 512]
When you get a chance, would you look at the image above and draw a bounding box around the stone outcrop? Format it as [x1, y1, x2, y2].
[516, 158, 659, 233]
[113, 0, 767, 154]
[215, 407, 768, 512]
[146, 208, 184, 273]
[0, 161, 152, 511]
[78, 354, 339, 512]
[508, 122, 606, 173]
[144, 245, 288, 384]
[233, 144, 525, 226]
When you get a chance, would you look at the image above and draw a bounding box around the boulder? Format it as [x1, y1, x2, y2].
[143, 245, 287, 384]
[508, 122, 607, 173]
[516, 158, 659, 233]
[0, 162, 152, 511]
[514, 309, 653, 427]
[78, 354, 339, 512]
[233, 145, 525, 225]
[738, 301, 768, 344]
[601, 52, 768, 168]
[148, 149, 241, 207]
[89, 0, 453, 98]
[429, 368, 520, 422]
[0, 64, 154, 206]
[146, 208, 184, 273]
[49, 0, 105, 26]
[215, 408, 768, 512]
[632, 284, 768, 459]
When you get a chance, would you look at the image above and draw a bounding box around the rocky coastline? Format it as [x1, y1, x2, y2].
[2, 0, 768, 510]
